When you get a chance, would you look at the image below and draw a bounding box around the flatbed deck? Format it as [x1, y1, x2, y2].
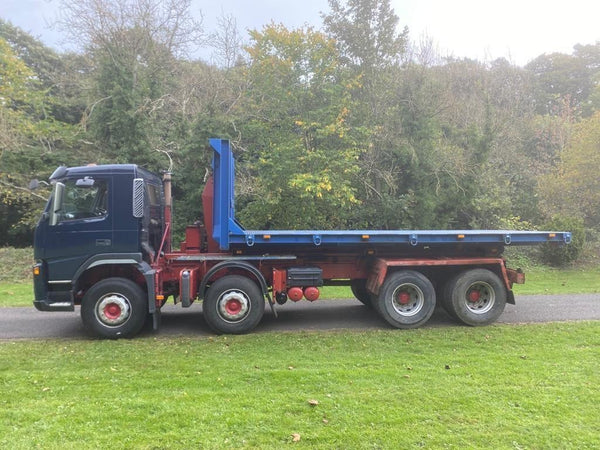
[209, 139, 572, 251]
[231, 228, 570, 247]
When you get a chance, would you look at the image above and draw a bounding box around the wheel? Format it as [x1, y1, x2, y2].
[440, 276, 459, 320]
[81, 278, 147, 339]
[375, 271, 436, 329]
[445, 269, 507, 326]
[203, 275, 265, 334]
[351, 279, 373, 307]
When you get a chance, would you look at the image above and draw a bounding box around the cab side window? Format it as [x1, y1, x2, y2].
[59, 178, 108, 222]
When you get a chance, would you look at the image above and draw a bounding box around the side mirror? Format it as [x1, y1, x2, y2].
[29, 179, 49, 190]
[49, 182, 65, 226]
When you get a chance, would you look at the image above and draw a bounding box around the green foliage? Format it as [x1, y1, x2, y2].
[323, 0, 408, 71]
[238, 24, 364, 229]
[526, 52, 594, 115]
[85, 31, 171, 169]
[538, 111, 600, 229]
[2, 5, 600, 260]
[539, 215, 586, 266]
[0, 36, 78, 245]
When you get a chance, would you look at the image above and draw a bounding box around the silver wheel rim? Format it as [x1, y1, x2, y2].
[217, 290, 251, 323]
[96, 293, 131, 327]
[465, 281, 495, 314]
[391, 283, 424, 317]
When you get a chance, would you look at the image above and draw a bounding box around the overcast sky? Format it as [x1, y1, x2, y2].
[3, 0, 600, 66]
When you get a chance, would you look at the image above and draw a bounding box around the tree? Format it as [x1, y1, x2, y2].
[0, 36, 76, 245]
[322, 0, 408, 73]
[56, 0, 204, 170]
[574, 43, 600, 115]
[236, 24, 364, 229]
[538, 111, 600, 229]
[209, 12, 245, 69]
[526, 52, 593, 116]
[437, 58, 542, 228]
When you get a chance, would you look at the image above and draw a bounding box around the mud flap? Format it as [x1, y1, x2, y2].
[152, 308, 162, 330]
[267, 293, 278, 318]
[142, 267, 160, 330]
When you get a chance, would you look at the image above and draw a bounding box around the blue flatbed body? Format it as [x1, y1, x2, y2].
[209, 139, 572, 251]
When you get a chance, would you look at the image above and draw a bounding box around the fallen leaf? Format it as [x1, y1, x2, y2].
[308, 399, 319, 406]
[292, 433, 301, 442]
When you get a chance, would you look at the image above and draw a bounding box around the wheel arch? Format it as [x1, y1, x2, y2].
[199, 261, 269, 301]
[72, 253, 152, 304]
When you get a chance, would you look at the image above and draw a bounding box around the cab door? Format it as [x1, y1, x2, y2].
[41, 176, 113, 282]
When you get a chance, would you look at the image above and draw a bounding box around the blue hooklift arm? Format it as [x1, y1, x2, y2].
[210, 138, 245, 250]
[209, 138, 572, 250]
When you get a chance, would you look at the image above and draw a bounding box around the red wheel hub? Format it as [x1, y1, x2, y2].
[398, 291, 411, 305]
[103, 303, 122, 320]
[225, 298, 243, 315]
[468, 290, 481, 303]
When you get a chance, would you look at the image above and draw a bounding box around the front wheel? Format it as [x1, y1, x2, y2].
[81, 278, 148, 339]
[203, 275, 265, 334]
[444, 269, 507, 326]
[375, 271, 436, 329]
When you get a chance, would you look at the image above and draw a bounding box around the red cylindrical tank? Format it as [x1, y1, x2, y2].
[287, 287, 304, 302]
[303, 286, 320, 302]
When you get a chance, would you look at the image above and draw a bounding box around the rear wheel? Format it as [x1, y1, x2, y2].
[203, 275, 265, 334]
[351, 279, 373, 307]
[444, 269, 507, 326]
[441, 277, 459, 320]
[81, 278, 147, 339]
[375, 271, 436, 329]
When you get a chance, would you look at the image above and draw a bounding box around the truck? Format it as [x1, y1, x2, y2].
[32, 138, 572, 338]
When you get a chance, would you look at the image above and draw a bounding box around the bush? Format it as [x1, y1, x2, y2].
[539, 216, 586, 266]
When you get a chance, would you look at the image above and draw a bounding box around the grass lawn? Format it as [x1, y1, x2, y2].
[1, 322, 598, 448]
[0, 283, 32, 307]
[512, 266, 600, 295]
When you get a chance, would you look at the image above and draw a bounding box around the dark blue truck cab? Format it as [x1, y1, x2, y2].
[33, 164, 164, 313]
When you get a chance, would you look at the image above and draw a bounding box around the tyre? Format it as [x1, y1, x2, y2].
[440, 276, 460, 320]
[203, 275, 265, 334]
[445, 269, 507, 326]
[81, 278, 148, 339]
[351, 279, 373, 307]
[375, 271, 436, 329]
